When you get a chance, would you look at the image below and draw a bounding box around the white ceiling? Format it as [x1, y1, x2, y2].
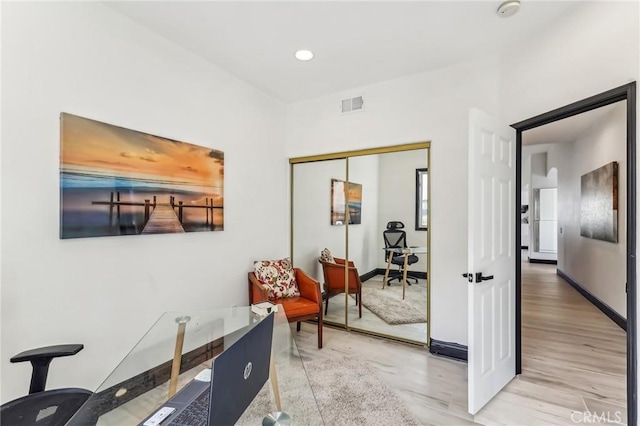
[522, 102, 622, 146]
[106, 1, 582, 103]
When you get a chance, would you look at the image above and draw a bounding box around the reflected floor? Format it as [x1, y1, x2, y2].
[323, 275, 428, 343]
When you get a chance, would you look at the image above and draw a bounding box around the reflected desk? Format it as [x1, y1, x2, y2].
[69, 307, 322, 425]
[382, 246, 428, 300]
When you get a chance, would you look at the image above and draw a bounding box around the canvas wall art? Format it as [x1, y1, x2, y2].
[580, 161, 618, 243]
[331, 179, 362, 225]
[60, 113, 224, 239]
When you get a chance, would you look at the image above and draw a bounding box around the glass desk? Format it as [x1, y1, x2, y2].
[382, 246, 428, 299]
[69, 307, 323, 425]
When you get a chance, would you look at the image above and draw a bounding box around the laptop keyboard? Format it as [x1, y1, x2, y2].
[168, 388, 210, 426]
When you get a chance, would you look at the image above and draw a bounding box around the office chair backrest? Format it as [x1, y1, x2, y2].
[383, 221, 408, 261]
[386, 221, 404, 230]
[1, 388, 92, 426]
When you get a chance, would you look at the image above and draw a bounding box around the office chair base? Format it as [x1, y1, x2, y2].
[386, 275, 418, 286]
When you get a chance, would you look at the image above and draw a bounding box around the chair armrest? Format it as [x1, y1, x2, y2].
[322, 260, 359, 275]
[11, 344, 84, 364]
[294, 268, 322, 305]
[321, 261, 361, 291]
[11, 344, 84, 394]
[248, 272, 269, 304]
[334, 257, 355, 267]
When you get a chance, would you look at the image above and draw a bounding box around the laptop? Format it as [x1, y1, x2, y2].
[138, 312, 275, 426]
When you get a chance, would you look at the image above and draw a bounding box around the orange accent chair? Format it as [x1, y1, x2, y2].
[319, 257, 362, 318]
[248, 268, 323, 349]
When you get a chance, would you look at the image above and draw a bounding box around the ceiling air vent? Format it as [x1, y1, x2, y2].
[341, 96, 364, 114]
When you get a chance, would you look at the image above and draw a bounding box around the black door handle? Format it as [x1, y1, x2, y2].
[475, 272, 494, 283]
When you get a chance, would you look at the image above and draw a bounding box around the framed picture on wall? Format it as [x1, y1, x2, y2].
[331, 178, 362, 225]
[580, 161, 618, 243]
[60, 113, 225, 239]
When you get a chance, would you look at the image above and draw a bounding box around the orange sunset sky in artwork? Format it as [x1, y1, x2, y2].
[60, 113, 223, 189]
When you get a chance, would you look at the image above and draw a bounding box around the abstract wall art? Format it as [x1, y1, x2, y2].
[580, 161, 618, 243]
[60, 113, 224, 239]
[330, 179, 362, 225]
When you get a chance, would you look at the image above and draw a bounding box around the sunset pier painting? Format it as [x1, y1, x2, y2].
[60, 113, 224, 239]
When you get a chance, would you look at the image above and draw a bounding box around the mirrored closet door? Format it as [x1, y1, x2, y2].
[292, 158, 348, 326]
[290, 143, 430, 345]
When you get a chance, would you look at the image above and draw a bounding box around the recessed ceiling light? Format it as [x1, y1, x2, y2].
[497, 0, 520, 18]
[295, 50, 314, 61]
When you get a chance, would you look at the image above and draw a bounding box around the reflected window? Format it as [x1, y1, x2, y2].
[415, 168, 428, 230]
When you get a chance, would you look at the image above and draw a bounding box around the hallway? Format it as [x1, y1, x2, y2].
[476, 261, 627, 424]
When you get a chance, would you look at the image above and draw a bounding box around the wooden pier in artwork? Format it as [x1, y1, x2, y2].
[91, 192, 222, 233]
[141, 204, 184, 234]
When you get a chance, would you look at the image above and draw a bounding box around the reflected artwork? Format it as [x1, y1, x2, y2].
[580, 161, 617, 243]
[60, 113, 224, 239]
[331, 179, 362, 225]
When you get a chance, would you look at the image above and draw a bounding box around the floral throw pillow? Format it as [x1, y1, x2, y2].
[254, 257, 300, 300]
[319, 248, 335, 263]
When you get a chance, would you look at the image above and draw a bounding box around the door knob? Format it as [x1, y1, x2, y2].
[475, 272, 494, 283]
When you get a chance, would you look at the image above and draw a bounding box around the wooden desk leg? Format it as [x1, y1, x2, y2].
[382, 254, 393, 289]
[168, 317, 190, 398]
[402, 254, 409, 300]
[269, 351, 282, 412]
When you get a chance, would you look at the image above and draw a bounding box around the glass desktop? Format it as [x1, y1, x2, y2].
[68, 306, 323, 425]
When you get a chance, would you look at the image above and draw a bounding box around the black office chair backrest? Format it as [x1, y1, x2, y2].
[383, 221, 408, 261]
[1, 388, 92, 426]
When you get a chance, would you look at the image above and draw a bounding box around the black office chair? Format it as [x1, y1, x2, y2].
[1, 388, 93, 426]
[1, 344, 94, 426]
[383, 221, 419, 286]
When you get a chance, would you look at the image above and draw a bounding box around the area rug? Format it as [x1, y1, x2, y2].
[356, 277, 427, 325]
[238, 357, 421, 425]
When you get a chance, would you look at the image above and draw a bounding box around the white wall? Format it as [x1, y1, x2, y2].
[497, 2, 639, 125]
[286, 1, 639, 347]
[287, 58, 501, 346]
[348, 154, 380, 274]
[291, 155, 379, 282]
[292, 159, 347, 282]
[1, 2, 288, 402]
[377, 149, 429, 272]
[557, 102, 627, 318]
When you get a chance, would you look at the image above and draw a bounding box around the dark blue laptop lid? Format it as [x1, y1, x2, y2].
[209, 312, 274, 425]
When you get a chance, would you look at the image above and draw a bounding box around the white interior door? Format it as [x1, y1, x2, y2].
[467, 108, 516, 414]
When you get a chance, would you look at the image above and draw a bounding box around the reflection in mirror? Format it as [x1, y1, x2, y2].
[291, 145, 430, 344]
[415, 168, 428, 231]
[292, 159, 347, 325]
[344, 150, 429, 343]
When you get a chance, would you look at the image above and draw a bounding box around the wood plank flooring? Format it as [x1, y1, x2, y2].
[295, 261, 627, 425]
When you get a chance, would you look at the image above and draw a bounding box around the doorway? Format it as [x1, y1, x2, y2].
[512, 82, 637, 424]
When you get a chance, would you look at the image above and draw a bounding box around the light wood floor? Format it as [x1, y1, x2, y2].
[295, 261, 627, 425]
